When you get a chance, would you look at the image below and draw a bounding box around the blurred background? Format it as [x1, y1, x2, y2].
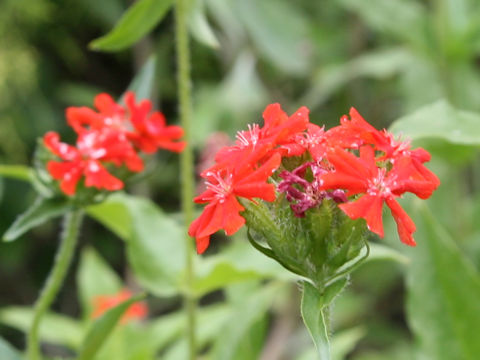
[2, 0, 480, 359]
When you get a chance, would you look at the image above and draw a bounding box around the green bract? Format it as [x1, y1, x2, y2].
[243, 196, 368, 291]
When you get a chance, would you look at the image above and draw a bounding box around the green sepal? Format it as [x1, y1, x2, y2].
[247, 228, 305, 277]
[243, 197, 369, 289]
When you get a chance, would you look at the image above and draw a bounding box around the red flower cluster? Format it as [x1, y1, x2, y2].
[44, 92, 185, 195]
[189, 104, 310, 253]
[190, 104, 439, 253]
[91, 289, 148, 324]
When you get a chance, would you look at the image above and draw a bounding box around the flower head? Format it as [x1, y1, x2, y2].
[190, 103, 440, 253]
[43, 92, 185, 196]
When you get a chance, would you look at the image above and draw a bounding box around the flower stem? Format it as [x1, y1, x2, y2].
[174, 0, 197, 359]
[27, 210, 83, 360]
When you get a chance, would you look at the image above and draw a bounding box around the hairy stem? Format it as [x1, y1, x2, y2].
[27, 210, 83, 360]
[175, 0, 197, 358]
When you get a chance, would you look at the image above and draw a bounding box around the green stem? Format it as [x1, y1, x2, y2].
[27, 210, 83, 360]
[174, 0, 197, 359]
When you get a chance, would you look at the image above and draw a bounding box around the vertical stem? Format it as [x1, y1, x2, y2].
[175, 0, 197, 359]
[27, 210, 83, 360]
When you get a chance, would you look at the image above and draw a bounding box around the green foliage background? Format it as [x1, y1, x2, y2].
[2, 0, 480, 359]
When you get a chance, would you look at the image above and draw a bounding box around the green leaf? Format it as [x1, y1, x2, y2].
[88, 193, 185, 296]
[193, 240, 292, 296]
[389, 99, 480, 146]
[89, 0, 174, 52]
[0, 165, 32, 182]
[147, 311, 185, 352]
[0, 336, 23, 360]
[3, 197, 72, 242]
[0, 307, 82, 349]
[301, 48, 411, 109]
[406, 202, 480, 360]
[125, 197, 185, 297]
[160, 304, 231, 360]
[188, 0, 220, 48]
[210, 282, 280, 360]
[322, 278, 348, 306]
[193, 261, 263, 297]
[87, 193, 133, 241]
[77, 293, 146, 360]
[367, 243, 410, 265]
[234, 0, 311, 74]
[76, 247, 123, 316]
[337, 0, 427, 47]
[121, 55, 157, 102]
[296, 326, 365, 360]
[301, 282, 331, 360]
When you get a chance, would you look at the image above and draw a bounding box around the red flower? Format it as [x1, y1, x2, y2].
[214, 103, 309, 169]
[44, 129, 143, 195]
[92, 289, 148, 324]
[330, 107, 440, 188]
[295, 123, 330, 161]
[320, 146, 439, 245]
[326, 107, 378, 150]
[66, 92, 185, 154]
[189, 153, 281, 253]
[124, 92, 186, 153]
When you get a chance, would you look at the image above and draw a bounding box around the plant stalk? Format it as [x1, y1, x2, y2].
[27, 210, 83, 360]
[175, 0, 197, 358]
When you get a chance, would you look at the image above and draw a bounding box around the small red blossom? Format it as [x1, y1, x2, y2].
[91, 289, 148, 324]
[124, 92, 186, 153]
[320, 146, 438, 245]
[44, 129, 142, 195]
[189, 153, 281, 254]
[294, 123, 330, 161]
[215, 103, 309, 170]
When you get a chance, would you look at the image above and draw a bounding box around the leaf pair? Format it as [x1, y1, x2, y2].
[301, 279, 348, 360]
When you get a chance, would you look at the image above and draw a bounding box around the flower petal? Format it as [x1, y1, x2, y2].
[340, 194, 384, 237]
[385, 197, 416, 246]
[83, 160, 124, 191]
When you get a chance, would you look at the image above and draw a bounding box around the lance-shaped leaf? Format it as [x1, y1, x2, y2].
[301, 280, 348, 360]
[3, 196, 72, 242]
[120, 55, 157, 103]
[389, 99, 480, 146]
[406, 202, 480, 360]
[89, 0, 174, 52]
[188, 0, 220, 48]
